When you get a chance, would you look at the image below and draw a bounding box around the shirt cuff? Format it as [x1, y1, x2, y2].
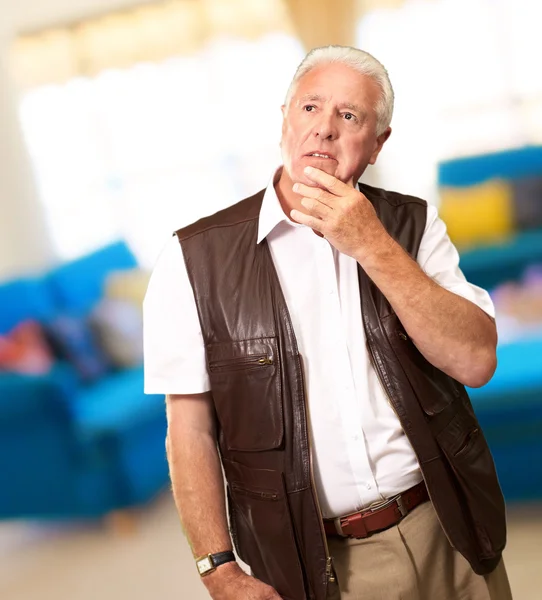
[144, 375, 211, 395]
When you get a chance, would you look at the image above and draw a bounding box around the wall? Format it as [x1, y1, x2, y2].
[0, 0, 148, 281]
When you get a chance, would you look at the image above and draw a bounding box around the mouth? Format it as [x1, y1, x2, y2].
[304, 152, 337, 161]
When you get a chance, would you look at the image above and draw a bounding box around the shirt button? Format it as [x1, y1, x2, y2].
[366, 483, 372, 490]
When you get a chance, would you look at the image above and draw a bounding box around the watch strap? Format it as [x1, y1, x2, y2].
[210, 550, 236, 568]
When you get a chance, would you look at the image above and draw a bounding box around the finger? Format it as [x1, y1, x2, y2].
[290, 209, 325, 233]
[294, 182, 335, 207]
[300, 196, 332, 219]
[303, 166, 351, 196]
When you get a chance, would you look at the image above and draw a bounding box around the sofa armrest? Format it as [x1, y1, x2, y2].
[0, 362, 87, 519]
[0, 362, 79, 421]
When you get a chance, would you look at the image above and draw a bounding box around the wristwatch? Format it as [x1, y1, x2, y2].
[195, 550, 236, 577]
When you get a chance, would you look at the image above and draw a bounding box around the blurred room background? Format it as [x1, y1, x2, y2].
[0, 0, 541, 598]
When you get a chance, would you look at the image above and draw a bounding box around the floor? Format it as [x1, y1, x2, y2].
[0, 494, 541, 600]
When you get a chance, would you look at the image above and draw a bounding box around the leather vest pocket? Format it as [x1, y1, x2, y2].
[435, 409, 507, 560]
[381, 312, 458, 415]
[207, 337, 283, 451]
[223, 459, 307, 599]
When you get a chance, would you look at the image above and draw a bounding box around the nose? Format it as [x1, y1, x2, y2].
[314, 112, 338, 141]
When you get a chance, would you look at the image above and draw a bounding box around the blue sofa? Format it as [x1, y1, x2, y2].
[439, 146, 542, 503]
[0, 242, 168, 520]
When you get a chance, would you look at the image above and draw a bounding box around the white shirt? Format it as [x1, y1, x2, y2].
[143, 170, 494, 519]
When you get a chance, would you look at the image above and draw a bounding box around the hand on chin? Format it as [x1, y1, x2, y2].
[299, 162, 337, 185]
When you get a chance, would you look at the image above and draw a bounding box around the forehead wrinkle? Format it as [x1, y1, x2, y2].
[339, 102, 363, 114]
[296, 93, 327, 106]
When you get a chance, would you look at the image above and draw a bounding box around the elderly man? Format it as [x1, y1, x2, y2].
[144, 46, 512, 600]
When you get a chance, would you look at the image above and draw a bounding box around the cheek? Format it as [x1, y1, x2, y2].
[283, 128, 302, 156]
[348, 136, 374, 162]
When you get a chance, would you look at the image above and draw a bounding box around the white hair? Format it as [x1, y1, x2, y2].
[284, 45, 394, 136]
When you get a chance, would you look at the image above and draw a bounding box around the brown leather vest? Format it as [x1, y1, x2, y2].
[176, 183, 506, 600]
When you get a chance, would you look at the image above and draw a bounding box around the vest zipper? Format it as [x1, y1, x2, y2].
[208, 355, 273, 373]
[230, 483, 280, 501]
[364, 325, 457, 551]
[262, 240, 335, 591]
[298, 353, 336, 586]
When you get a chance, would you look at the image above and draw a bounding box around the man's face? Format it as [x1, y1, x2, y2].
[280, 63, 390, 187]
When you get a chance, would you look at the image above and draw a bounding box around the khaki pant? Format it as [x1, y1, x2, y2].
[326, 501, 513, 600]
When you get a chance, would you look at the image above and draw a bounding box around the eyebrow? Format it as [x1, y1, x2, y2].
[339, 102, 364, 115]
[296, 94, 365, 116]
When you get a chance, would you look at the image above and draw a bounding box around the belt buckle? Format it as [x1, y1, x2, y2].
[368, 493, 399, 512]
[334, 491, 409, 537]
[396, 495, 407, 517]
[333, 517, 347, 537]
[368, 493, 407, 517]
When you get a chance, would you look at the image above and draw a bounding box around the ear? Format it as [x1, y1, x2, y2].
[369, 127, 392, 165]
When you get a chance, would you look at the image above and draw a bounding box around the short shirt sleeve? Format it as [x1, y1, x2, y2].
[417, 205, 495, 318]
[143, 236, 211, 394]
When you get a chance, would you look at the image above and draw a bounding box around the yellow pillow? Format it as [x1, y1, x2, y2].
[104, 268, 151, 310]
[439, 179, 515, 248]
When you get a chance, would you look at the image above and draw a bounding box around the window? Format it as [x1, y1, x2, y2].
[357, 0, 542, 203]
[18, 33, 304, 266]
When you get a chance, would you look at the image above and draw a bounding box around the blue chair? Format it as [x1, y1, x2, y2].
[0, 241, 168, 520]
[440, 146, 542, 502]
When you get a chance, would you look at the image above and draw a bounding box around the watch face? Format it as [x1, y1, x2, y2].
[197, 557, 213, 575]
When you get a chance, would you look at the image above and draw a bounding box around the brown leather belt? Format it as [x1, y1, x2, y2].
[323, 480, 429, 539]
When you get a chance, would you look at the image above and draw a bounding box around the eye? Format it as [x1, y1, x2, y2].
[303, 105, 316, 112]
[343, 112, 356, 121]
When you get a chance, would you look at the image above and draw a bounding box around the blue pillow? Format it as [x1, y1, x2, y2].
[0, 277, 56, 335]
[44, 315, 111, 384]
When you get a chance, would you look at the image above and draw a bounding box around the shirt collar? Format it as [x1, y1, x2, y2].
[256, 166, 291, 244]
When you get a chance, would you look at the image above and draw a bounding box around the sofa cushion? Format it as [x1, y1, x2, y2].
[459, 229, 542, 291]
[90, 299, 143, 368]
[104, 268, 150, 308]
[439, 179, 514, 248]
[73, 366, 164, 435]
[511, 176, 542, 231]
[44, 315, 111, 383]
[0, 278, 56, 334]
[0, 361, 79, 419]
[47, 241, 138, 314]
[438, 146, 542, 187]
[0, 321, 54, 375]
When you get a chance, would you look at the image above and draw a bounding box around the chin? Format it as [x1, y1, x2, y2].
[294, 165, 338, 185]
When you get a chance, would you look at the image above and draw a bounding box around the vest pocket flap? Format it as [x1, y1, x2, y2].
[208, 337, 277, 373]
[223, 458, 284, 497]
[207, 337, 284, 452]
[381, 313, 458, 415]
[434, 410, 478, 457]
